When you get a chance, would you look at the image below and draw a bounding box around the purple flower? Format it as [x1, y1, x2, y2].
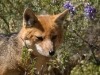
[84, 3, 97, 20]
[64, 1, 73, 8]
[64, 1, 76, 15]
[69, 7, 76, 15]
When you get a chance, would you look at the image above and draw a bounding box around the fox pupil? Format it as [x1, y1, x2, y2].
[52, 35, 57, 41]
[37, 36, 43, 41]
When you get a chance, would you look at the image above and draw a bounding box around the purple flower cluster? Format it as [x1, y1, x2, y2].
[84, 3, 97, 20]
[64, 1, 97, 21]
[64, 1, 76, 15]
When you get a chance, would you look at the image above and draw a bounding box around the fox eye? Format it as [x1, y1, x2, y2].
[52, 35, 57, 41]
[36, 36, 43, 41]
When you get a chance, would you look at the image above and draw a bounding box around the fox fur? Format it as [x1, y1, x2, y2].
[0, 7, 68, 75]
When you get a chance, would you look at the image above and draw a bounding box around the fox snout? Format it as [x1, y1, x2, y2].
[34, 39, 56, 57]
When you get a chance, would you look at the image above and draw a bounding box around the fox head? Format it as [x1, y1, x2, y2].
[19, 7, 68, 57]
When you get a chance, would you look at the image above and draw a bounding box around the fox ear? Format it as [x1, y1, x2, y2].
[23, 7, 38, 27]
[54, 9, 68, 25]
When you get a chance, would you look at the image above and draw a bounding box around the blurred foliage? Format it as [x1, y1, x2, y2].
[22, 46, 36, 75]
[71, 61, 100, 75]
[0, 0, 100, 75]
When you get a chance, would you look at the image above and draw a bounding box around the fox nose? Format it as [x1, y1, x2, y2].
[49, 50, 55, 56]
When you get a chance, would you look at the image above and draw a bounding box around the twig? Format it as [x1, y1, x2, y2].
[73, 30, 100, 65]
[20, 37, 29, 49]
[0, 16, 10, 33]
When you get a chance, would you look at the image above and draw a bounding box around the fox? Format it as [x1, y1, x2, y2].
[0, 7, 68, 75]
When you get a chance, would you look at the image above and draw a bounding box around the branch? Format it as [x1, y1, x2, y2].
[0, 16, 10, 33]
[73, 30, 100, 65]
[0, 16, 9, 27]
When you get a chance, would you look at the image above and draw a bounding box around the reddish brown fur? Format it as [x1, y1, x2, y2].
[0, 7, 68, 75]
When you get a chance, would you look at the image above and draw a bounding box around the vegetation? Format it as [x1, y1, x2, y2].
[0, 0, 100, 75]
